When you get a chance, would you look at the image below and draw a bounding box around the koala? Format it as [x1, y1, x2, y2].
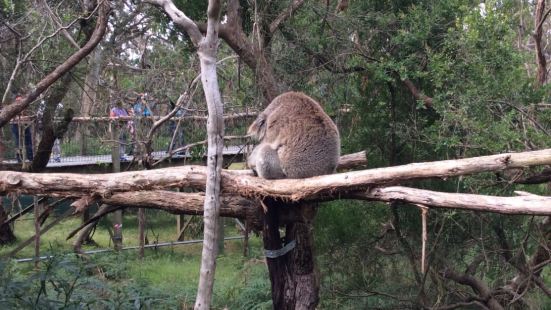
[247, 92, 340, 179]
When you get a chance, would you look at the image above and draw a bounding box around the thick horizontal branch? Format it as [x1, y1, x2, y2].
[103, 191, 258, 219]
[1, 149, 551, 202]
[104, 186, 551, 217]
[71, 185, 551, 238]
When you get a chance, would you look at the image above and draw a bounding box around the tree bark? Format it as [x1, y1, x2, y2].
[147, 0, 281, 103]
[263, 199, 319, 309]
[149, 0, 227, 307]
[219, 1, 280, 102]
[65, 192, 262, 240]
[195, 27, 224, 310]
[402, 79, 433, 107]
[535, 0, 548, 86]
[0, 199, 16, 245]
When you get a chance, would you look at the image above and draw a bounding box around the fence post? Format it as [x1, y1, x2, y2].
[110, 121, 123, 250]
[176, 214, 186, 241]
[218, 216, 225, 255]
[33, 196, 41, 268]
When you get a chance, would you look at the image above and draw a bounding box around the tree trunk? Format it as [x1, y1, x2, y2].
[77, 47, 103, 155]
[138, 207, 145, 258]
[30, 74, 73, 172]
[33, 197, 41, 268]
[263, 199, 319, 309]
[0, 199, 16, 245]
[535, 0, 547, 86]
[194, 1, 224, 308]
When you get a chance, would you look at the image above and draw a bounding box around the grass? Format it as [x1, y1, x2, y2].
[0, 206, 272, 308]
[0, 207, 210, 258]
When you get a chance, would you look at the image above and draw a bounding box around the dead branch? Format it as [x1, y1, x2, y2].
[268, 0, 306, 35]
[337, 150, 367, 170]
[62, 180, 551, 242]
[359, 186, 551, 215]
[144, 0, 202, 45]
[441, 268, 504, 310]
[403, 79, 433, 108]
[65, 190, 263, 240]
[37, 0, 80, 49]
[73, 204, 116, 254]
[515, 168, 551, 184]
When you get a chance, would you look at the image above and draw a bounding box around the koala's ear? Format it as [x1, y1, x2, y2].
[248, 114, 267, 141]
[257, 119, 266, 140]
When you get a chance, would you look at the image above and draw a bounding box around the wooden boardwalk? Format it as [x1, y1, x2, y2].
[1, 145, 248, 169]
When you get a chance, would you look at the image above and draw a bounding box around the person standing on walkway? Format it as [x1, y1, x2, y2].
[133, 93, 152, 117]
[110, 101, 130, 161]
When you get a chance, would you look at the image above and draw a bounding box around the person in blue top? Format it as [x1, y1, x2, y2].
[133, 93, 152, 117]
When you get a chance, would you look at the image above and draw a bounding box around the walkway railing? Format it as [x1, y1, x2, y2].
[1, 113, 253, 166]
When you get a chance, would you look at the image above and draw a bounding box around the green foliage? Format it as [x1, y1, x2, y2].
[0, 210, 271, 308]
[0, 248, 272, 310]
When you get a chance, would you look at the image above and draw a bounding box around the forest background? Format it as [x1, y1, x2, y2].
[1, 0, 551, 309]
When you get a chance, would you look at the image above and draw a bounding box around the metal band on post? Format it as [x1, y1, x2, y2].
[264, 240, 296, 258]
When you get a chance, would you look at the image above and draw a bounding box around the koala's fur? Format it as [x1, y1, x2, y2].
[247, 92, 340, 179]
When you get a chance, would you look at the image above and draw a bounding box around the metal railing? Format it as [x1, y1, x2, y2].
[1, 115, 250, 166]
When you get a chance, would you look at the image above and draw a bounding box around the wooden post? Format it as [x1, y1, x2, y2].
[217, 216, 225, 255]
[243, 220, 249, 257]
[138, 208, 145, 259]
[110, 122, 123, 251]
[113, 210, 123, 251]
[80, 208, 92, 244]
[33, 196, 40, 269]
[176, 214, 186, 241]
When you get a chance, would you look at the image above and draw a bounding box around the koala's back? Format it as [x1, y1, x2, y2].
[265, 92, 340, 178]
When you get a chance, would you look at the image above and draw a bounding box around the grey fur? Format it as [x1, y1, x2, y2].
[247, 92, 340, 179]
